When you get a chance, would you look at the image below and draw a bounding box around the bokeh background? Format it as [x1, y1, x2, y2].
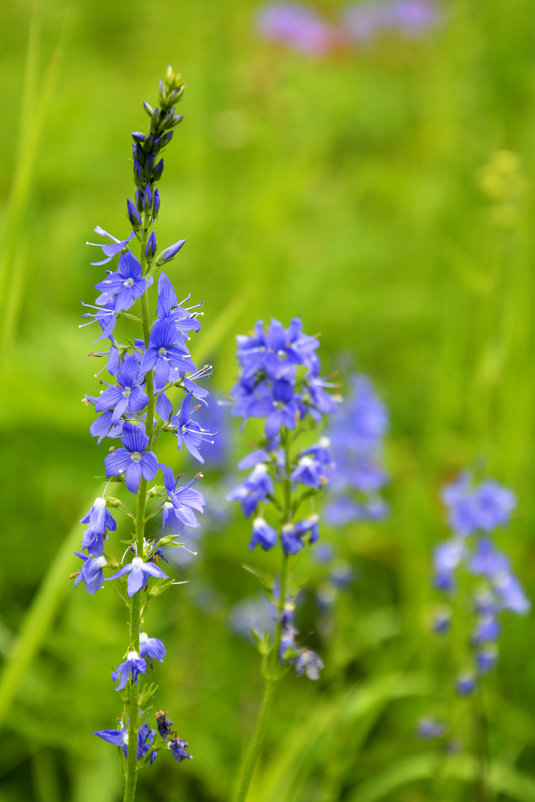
[0, 0, 534, 800]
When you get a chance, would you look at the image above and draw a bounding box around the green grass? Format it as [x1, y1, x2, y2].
[0, 0, 534, 799]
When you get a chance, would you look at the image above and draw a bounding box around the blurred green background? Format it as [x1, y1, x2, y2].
[0, 0, 534, 799]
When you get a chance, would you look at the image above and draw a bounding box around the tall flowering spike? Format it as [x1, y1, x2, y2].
[229, 318, 337, 802]
[76, 69, 209, 799]
[421, 472, 530, 759]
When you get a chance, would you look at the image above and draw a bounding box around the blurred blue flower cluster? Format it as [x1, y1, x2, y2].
[256, 0, 440, 56]
[432, 473, 529, 699]
[323, 374, 389, 525]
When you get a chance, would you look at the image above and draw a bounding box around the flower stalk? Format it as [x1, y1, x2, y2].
[75, 68, 212, 802]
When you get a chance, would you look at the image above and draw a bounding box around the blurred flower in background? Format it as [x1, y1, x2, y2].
[256, 0, 441, 55]
[256, 2, 335, 55]
[323, 374, 389, 525]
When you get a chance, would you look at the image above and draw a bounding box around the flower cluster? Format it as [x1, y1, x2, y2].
[256, 0, 440, 56]
[431, 473, 529, 703]
[75, 69, 208, 778]
[228, 317, 338, 680]
[323, 374, 388, 525]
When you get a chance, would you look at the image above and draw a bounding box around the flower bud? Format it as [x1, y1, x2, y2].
[157, 239, 186, 265]
[153, 189, 160, 217]
[145, 232, 157, 260]
[127, 198, 141, 229]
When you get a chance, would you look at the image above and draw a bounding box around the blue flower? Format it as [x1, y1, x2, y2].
[433, 538, 465, 592]
[74, 553, 107, 594]
[139, 318, 195, 390]
[80, 497, 116, 554]
[93, 721, 129, 755]
[476, 648, 497, 674]
[249, 517, 278, 551]
[159, 239, 186, 264]
[472, 615, 500, 644]
[281, 523, 304, 555]
[290, 455, 326, 488]
[95, 355, 149, 424]
[295, 649, 323, 680]
[416, 718, 445, 739]
[111, 650, 147, 690]
[94, 251, 148, 312]
[161, 465, 205, 533]
[156, 274, 202, 336]
[294, 515, 320, 545]
[136, 723, 157, 763]
[108, 556, 169, 596]
[168, 736, 192, 762]
[494, 571, 530, 614]
[104, 423, 158, 493]
[172, 393, 215, 463]
[89, 409, 124, 444]
[80, 301, 118, 342]
[93, 719, 157, 763]
[456, 674, 476, 696]
[432, 610, 451, 634]
[442, 474, 516, 537]
[227, 463, 274, 518]
[257, 3, 333, 56]
[139, 632, 166, 663]
[87, 227, 135, 266]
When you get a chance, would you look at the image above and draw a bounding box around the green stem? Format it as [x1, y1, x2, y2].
[474, 686, 493, 802]
[232, 431, 292, 802]
[123, 226, 156, 802]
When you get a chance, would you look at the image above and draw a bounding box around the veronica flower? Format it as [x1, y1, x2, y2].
[95, 355, 149, 424]
[226, 463, 274, 518]
[89, 408, 124, 444]
[139, 318, 195, 390]
[80, 301, 118, 342]
[161, 465, 205, 532]
[94, 251, 148, 312]
[74, 553, 107, 594]
[426, 471, 529, 733]
[111, 650, 147, 690]
[295, 649, 323, 680]
[104, 423, 158, 493]
[93, 721, 129, 755]
[108, 557, 168, 597]
[250, 517, 278, 551]
[156, 273, 202, 336]
[172, 392, 215, 463]
[168, 737, 192, 762]
[80, 497, 116, 555]
[79, 68, 199, 789]
[442, 473, 516, 537]
[257, 4, 334, 56]
[416, 718, 445, 739]
[290, 455, 326, 488]
[87, 226, 135, 265]
[139, 632, 166, 662]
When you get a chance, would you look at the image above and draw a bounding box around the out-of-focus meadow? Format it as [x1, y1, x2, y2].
[1, 0, 534, 800]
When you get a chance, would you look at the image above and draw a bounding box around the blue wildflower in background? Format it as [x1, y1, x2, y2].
[323, 374, 389, 525]
[229, 317, 338, 802]
[256, 3, 334, 56]
[255, 0, 440, 57]
[422, 472, 530, 748]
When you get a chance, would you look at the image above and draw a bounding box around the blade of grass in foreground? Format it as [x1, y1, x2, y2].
[0, 2, 65, 362]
